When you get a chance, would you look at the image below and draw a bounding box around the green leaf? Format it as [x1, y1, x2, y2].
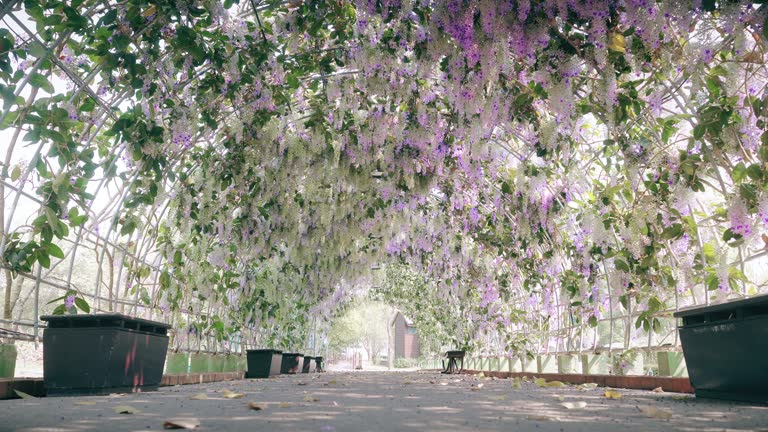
[747, 164, 763, 182]
[37, 250, 50, 268]
[52, 304, 67, 315]
[28, 73, 54, 93]
[47, 243, 65, 259]
[74, 297, 90, 313]
[732, 162, 747, 183]
[614, 260, 630, 272]
[28, 41, 47, 58]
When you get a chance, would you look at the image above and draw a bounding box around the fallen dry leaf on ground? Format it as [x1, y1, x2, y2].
[639, 406, 673, 420]
[562, 401, 588, 410]
[221, 389, 245, 399]
[248, 402, 263, 411]
[113, 405, 140, 414]
[511, 378, 522, 389]
[577, 383, 598, 390]
[163, 418, 200, 429]
[189, 393, 208, 400]
[652, 387, 664, 393]
[671, 395, 693, 401]
[278, 402, 294, 408]
[74, 401, 96, 406]
[527, 414, 553, 421]
[552, 394, 565, 401]
[544, 381, 566, 388]
[14, 390, 36, 400]
[303, 395, 319, 402]
[534, 378, 547, 387]
[489, 395, 507, 401]
[604, 390, 622, 399]
[297, 382, 308, 386]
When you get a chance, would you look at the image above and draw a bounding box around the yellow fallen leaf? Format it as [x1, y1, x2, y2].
[14, 390, 36, 400]
[562, 401, 587, 409]
[544, 380, 566, 388]
[476, 372, 485, 378]
[639, 406, 672, 420]
[403, 380, 413, 385]
[652, 387, 664, 393]
[278, 402, 293, 408]
[248, 402, 263, 411]
[113, 405, 140, 414]
[222, 389, 245, 399]
[163, 418, 200, 429]
[534, 378, 547, 387]
[327, 380, 337, 385]
[189, 393, 209, 400]
[511, 378, 522, 389]
[577, 383, 598, 390]
[303, 395, 319, 402]
[604, 389, 622, 399]
[489, 395, 507, 401]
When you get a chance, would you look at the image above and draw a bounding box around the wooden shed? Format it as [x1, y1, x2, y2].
[390, 311, 421, 359]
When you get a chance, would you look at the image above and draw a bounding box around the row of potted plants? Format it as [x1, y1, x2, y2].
[37, 312, 322, 396]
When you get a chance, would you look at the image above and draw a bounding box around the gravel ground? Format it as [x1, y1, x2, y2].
[2, 371, 767, 432]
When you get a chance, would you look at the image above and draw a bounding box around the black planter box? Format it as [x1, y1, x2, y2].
[246, 349, 282, 378]
[40, 313, 171, 396]
[302, 356, 315, 373]
[315, 356, 324, 372]
[280, 353, 304, 374]
[674, 294, 768, 403]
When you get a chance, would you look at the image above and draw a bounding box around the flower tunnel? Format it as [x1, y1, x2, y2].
[1, 0, 768, 370]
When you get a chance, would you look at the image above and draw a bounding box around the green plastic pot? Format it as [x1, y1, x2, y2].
[165, 352, 189, 374]
[209, 354, 226, 372]
[0, 344, 17, 378]
[189, 352, 209, 373]
[223, 354, 241, 372]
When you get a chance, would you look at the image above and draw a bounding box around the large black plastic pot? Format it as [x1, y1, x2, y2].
[280, 353, 304, 374]
[245, 349, 282, 378]
[40, 313, 170, 396]
[302, 356, 315, 373]
[315, 356, 324, 372]
[674, 294, 768, 403]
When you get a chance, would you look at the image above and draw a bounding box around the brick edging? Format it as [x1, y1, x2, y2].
[1, 371, 247, 400]
[461, 369, 694, 393]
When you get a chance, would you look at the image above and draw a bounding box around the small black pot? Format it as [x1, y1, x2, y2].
[40, 313, 171, 396]
[675, 294, 768, 403]
[246, 349, 283, 378]
[302, 356, 315, 373]
[280, 353, 304, 374]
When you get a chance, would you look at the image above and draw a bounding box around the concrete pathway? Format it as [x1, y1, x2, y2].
[2, 371, 766, 432]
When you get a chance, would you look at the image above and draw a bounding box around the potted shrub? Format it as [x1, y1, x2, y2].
[315, 356, 324, 372]
[40, 313, 171, 395]
[302, 356, 315, 373]
[246, 349, 283, 378]
[674, 294, 768, 403]
[281, 352, 304, 374]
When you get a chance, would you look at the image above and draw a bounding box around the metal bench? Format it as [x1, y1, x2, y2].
[441, 350, 465, 374]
